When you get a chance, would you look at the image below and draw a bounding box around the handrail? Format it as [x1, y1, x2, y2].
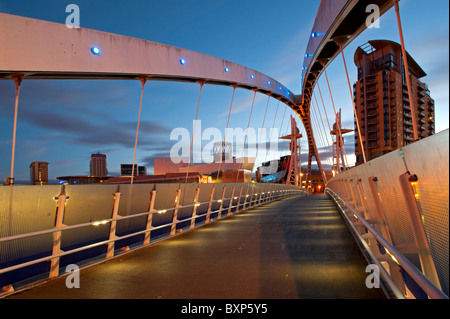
[0, 187, 306, 278]
[326, 187, 448, 299]
[0, 189, 296, 244]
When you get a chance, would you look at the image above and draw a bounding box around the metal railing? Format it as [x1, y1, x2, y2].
[0, 182, 305, 291]
[325, 129, 449, 299]
[326, 188, 447, 299]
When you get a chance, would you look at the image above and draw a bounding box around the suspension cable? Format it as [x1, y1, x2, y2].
[262, 99, 280, 166]
[313, 92, 334, 168]
[216, 84, 237, 182]
[131, 77, 147, 185]
[9, 74, 24, 185]
[311, 99, 332, 172]
[235, 89, 257, 183]
[276, 104, 288, 160]
[323, 67, 350, 170]
[254, 94, 271, 166]
[317, 82, 349, 171]
[184, 81, 205, 183]
[337, 42, 367, 163]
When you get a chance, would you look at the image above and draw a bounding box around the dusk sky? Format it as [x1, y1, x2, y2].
[0, 0, 448, 183]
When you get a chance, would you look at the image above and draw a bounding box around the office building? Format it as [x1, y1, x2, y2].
[90, 153, 107, 177]
[120, 164, 138, 176]
[30, 161, 49, 185]
[353, 40, 435, 165]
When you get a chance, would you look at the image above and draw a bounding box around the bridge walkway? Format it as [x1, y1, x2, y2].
[7, 194, 384, 299]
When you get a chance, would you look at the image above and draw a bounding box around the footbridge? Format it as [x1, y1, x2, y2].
[0, 1, 448, 300]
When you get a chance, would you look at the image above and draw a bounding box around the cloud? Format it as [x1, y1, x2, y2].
[0, 80, 172, 151]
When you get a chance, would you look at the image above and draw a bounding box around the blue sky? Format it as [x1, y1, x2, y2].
[0, 0, 448, 183]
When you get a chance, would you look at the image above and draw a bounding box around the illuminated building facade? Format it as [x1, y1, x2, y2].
[353, 40, 435, 165]
[30, 161, 49, 185]
[90, 153, 108, 177]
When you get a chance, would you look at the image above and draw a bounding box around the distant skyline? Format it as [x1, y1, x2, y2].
[0, 0, 448, 183]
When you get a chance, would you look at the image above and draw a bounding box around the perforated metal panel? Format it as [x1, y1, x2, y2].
[326, 129, 449, 296]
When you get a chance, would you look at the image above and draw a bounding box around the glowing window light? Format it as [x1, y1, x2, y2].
[91, 46, 101, 55]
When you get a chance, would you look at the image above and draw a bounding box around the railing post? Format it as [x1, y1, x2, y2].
[189, 185, 201, 229]
[367, 176, 393, 243]
[264, 185, 270, 204]
[217, 185, 227, 220]
[242, 184, 250, 211]
[398, 172, 442, 290]
[268, 184, 274, 202]
[367, 176, 406, 293]
[170, 186, 182, 236]
[248, 184, 255, 209]
[257, 184, 264, 205]
[236, 185, 243, 213]
[107, 186, 122, 258]
[258, 185, 266, 205]
[49, 185, 69, 278]
[347, 178, 358, 207]
[144, 187, 157, 245]
[355, 178, 370, 219]
[205, 184, 215, 223]
[227, 185, 235, 216]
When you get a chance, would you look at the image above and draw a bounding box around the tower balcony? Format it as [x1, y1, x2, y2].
[404, 120, 413, 126]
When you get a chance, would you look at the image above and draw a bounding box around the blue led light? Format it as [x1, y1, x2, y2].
[180, 59, 186, 65]
[225, 67, 229, 72]
[305, 53, 313, 57]
[91, 47, 100, 55]
[267, 81, 271, 85]
[312, 32, 324, 38]
[250, 74, 255, 79]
